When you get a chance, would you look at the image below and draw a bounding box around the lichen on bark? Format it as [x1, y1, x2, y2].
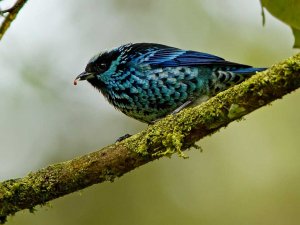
[0, 53, 299, 224]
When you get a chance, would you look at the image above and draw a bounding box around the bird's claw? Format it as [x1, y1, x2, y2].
[116, 134, 131, 142]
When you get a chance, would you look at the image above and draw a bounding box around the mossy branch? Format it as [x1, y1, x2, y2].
[0, 0, 28, 41]
[0, 53, 300, 223]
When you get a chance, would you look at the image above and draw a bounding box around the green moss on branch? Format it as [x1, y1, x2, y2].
[0, 53, 299, 223]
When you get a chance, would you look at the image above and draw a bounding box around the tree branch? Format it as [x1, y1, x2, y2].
[0, 53, 299, 223]
[0, 0, 28, 41]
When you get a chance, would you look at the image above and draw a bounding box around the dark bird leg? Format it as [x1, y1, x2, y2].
[171, 100, 192, 114]
[148, 100, 193, 124]
[116, 134, 132, 142]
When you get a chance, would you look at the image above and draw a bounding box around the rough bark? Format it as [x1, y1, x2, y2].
[0, 53, 299, 223]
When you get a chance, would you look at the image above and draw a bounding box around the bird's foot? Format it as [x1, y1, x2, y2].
[116, 134, 131, 142]
[148, 101, 193, 125]
[171, 100, 192, 115]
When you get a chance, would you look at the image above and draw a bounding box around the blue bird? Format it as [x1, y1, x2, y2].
[74, 43, 266, 124]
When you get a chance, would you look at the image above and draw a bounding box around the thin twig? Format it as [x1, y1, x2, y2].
[0, 0, 28, 41]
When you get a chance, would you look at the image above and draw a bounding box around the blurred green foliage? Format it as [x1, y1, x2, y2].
[261, 0, 300, 47]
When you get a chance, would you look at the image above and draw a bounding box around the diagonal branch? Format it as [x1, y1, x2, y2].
[0, 0, 28, 41]
[0, 53, 299, 223]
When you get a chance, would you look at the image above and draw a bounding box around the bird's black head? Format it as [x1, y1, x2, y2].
[74, 49, 121, 86]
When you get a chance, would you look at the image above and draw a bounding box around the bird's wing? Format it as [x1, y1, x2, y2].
[128, 43, 251, 68]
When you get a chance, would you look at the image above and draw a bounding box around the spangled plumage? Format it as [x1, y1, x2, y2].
[75, 43, 266, 123]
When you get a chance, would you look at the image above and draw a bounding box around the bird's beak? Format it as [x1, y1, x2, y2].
[74, 72, 94, 85]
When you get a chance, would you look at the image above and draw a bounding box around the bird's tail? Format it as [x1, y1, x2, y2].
[231, 67, 267, 75]
[211, 67, 267, 95]
[229, 67, 267, 83]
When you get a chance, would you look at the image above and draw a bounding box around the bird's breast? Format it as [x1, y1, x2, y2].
[100, 66, 210, 123]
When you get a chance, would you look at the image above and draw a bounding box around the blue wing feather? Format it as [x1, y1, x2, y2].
[127, 43, 251, 68]
[147, 50, 250, 67]
[231, 67, 267, 74]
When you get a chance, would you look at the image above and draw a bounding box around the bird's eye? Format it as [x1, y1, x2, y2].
[99, 63, 107, 71]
